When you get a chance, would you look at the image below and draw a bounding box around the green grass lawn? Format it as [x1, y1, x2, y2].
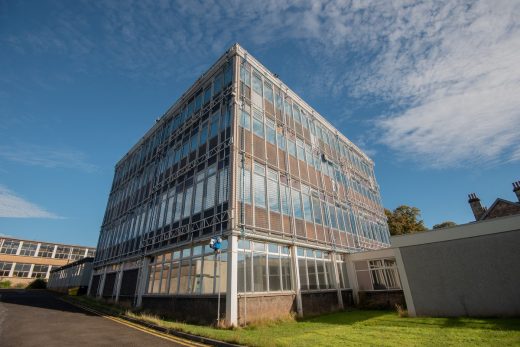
[67, 296, 520, 347]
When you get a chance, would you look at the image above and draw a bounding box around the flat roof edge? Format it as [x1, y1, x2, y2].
[0, 236, 96, 249]
[115, 44, 239, 168]
[390, 214, 520, 248]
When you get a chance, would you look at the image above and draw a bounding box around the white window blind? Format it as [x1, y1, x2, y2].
[204, 174, 216, 210]
[218, 167, 228, 204]
[183, 187, 193, 219]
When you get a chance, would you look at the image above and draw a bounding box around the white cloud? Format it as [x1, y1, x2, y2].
[0, 185, 61, 219]
[0, 144, 98, 172]
[3, 0, 520, 168]
[353, 1, 520, 168]
[114, 0, 520, 168]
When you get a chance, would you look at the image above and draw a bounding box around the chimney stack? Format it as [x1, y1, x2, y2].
[468, 193, 487, 221]
[513, 181, 520, 202]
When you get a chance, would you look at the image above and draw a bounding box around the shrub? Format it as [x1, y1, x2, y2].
[0, 279, 12, 288]
[26, 278, 47, 289]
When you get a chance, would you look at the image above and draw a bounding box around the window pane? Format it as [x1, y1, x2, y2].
[31, 264, 49, 278]
[193, 179, 204, 214]
[325, 261, 335, 289]
[182, 186, 193, 219]
[168, 262, 179, 294]
[218, 167, 229, 204]
[178, 259, 191, 294]
[19, 242, 37, 256]
[253, 242, 265, 252]
[237, 252, 252, 292]
[174, 192, 183, 222]
[264, 81, 273, 103]
[253, 118, 264, 138]
[216, 252, 227, 293]
[239, 168, 251, 204]
[0, 240, 20, 255]
[38, 244, 54, 258]
[201, 254, 215, 294]
[152, 264, 162, 293]
[238, 239, 250, 250]
[281, 256, 292, 290]
[253, 253, 267, 292]
[281, 185, 291, 215]
[266, 123, 276, 144]
[277, 133, 286, 150]
[204, 87, 212, 103]
[240, 64, 250, 86]
[210, 111, 220, 138]
[161, 263, 170, 293]
[268, 255, 281, 291]
[165, 194, 175, 226]
[308, 259, 318, 290]
[199, 123, 208, 145]
[299, 258, 308, 290]
[204, 173, 217, 210]
[241, 110, 251, 130]
[302, 194, 313, 222]
[190, 257, 203, 294]
[0, 262, 13, 276]
[267, 179, 280, 213]
[252, 73, 262, 95]
[312, 198, 322, 224]
[214, 73, 223, 93]
[329, 204, 338, 229]
[292, 189, 303, 219]
[316, 260, 330, 289]
[288, 140, 296, 157]
[254, 173, 266, 208]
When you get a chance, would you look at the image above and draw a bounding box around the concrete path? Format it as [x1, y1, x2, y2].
[0, 289, 201, 347]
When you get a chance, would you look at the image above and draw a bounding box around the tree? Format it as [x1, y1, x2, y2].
[432, 221, 457, 229]
[385, 205, 428, 236]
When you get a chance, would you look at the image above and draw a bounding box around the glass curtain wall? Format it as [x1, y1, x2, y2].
[146, 241, 228, 295]
[237, 240, 292, 293]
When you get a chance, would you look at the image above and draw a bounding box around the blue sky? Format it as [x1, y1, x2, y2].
[1, 0, 519, 246]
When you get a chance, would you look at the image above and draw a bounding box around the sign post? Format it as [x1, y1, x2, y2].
[209, 237, 222, 326]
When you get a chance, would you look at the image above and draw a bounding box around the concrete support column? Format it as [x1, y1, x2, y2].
[394, 248, 416, 316]
[136, 258, 150, 307]
[97, 268, 107, 298]
[46, 265, 52, 280]
[16, 241, 23, 255]
[34, 243, 41, 258]
[291, 245, 303, 317]
[225, 234, 238, 327]
[86, 271, 94, 296]
[28, 264, 35, 279]
[51, 245, 57, 259]
[345, 254, 359, 305]
[8, 263, 16, 277]
[331, 252, 344, 310]
[114, 265, 124, 302]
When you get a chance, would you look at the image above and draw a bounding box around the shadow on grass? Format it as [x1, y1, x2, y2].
[441, 316, 520, 332]
[296, 308, 520, 334]
[298, 309, 390, 325]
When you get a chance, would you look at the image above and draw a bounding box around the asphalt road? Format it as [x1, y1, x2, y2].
[0, 289, 199, 347]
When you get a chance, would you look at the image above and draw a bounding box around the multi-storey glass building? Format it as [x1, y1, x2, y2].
[0, 237, 95, 287]
[91, 44, 390, 325]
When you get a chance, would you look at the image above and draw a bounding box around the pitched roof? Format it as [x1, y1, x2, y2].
[479, 198, 520, 220]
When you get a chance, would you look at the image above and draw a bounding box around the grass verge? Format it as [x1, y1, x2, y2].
[65, 295, 520, 347]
